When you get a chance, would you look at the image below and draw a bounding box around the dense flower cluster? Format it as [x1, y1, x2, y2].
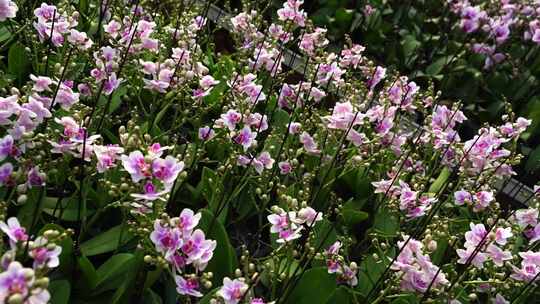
[0, 218, 65, 303]
[324, 241, 358, 287]
[0, 0, 537, 302]
[455, 223, 513, 268]
[150, 209, 215, 297]
[267, 206, 322, 243]
[449, 0, 540, 68]
[392, 236, 449, 293]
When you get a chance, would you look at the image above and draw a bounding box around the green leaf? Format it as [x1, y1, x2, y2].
[112, 251, 144, 303]
[198, 287, 219, 304]
[428, 167, 451, 194]
[200, 167, 227, 222]
[142, 290, 163, 304]
[163, 277, 178, 304]
[372, 208, 399, 236]
[109, 85, 127, 114]
[198, 209, 235, 284]
[233, 182, 258, 221]
[284, 267, 337, 304]
[94, 253, 135, 293]
[342, 199, 369, 226]
[313, 219, 337, 250]
[262, 258, 300, 283]
[335, 8, 354, 27]
[521, 97, 540, 140]
[272, 109, 290, 129]
[79, 0, 89, 14]
[0, 27, 11, 44]
[338, 168, 372, 199]
[356, 254, 386, 296]
[152, 101, 171, 127]
[8, 42, 30, 82]
[77, 255, 98, 290]
[42, 196, 96, 221]
[426, 56, 452, 76]
[204, 82, 227, 105]
[143, 268, 163, 290]
[431, 237, 448, 265]
[326, 286, 351, 303]
[401, 35, 420, 64]
[525, 146, 540, 172]
[200, 167, 220, 205]
[80, 224, 134, 256]
[102, 128, 121, 144]
[16, 188, 45, 228]
[49, 280, 71, 304]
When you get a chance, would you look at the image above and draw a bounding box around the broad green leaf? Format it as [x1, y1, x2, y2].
[42, 196, 95, 221]
[313, 219, 337, 249]
[111, 251, 144, 303]
[229, 244, 238, 270]
[143, 268, 163, 290]
[142, 289, 163, 304]
[273, 109, 290, 128]
[263, 258, 300, 283]
[80, 224, 134, 256]
[431, 237, 448, 265]
[77, 255, 98, 290]
[335, 8, 353, 27]
[163, 277, 178, 304]
[426, 56, 452, 76]
[79, 0, 89, 14]
[326, 286, 351, 303]
[102, 128, 121, 144]
[16, 188, 45, 228]
[372, 208, 399, 236]
[356, 254, 386, 296]
[198, 209, 235, 284]
[338, 168, 371, 199]
[49, 280, 71, 304]
[200, 167, 227, 223]
[204, 81, 227, 105]
[198, 287, 219, 304]
[152, 100, 172, 128]
[200, 167, 220, 206]
[284, 267, 337, 304]
[521, 97, 540, 140]
[0, 27, 11, 44]
[341, 199, 369, 227]
[233, 183, 258, 221]
[94, 253, 135, 293]
[8, 42, 30, 82]
[525, 146, 540, 172]
[205, 140, 229, 161]
[109, 85, 127, 114]
[428, 167, 451, 194]
[401, 35, 420, 64]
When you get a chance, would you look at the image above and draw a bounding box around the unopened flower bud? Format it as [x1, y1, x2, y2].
[17, 195, 28, 205]
[234, 269, 242, 277]
[7, 294, 23, 304]
[35, 277, 49, 288]
[22, 269, 34, 280]
[44, 230, 59, 239]
[427, 240, 437, 252]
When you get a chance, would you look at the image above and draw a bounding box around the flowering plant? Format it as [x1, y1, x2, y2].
[308, 0, 540, 183]
[0, 0, 537, 303]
